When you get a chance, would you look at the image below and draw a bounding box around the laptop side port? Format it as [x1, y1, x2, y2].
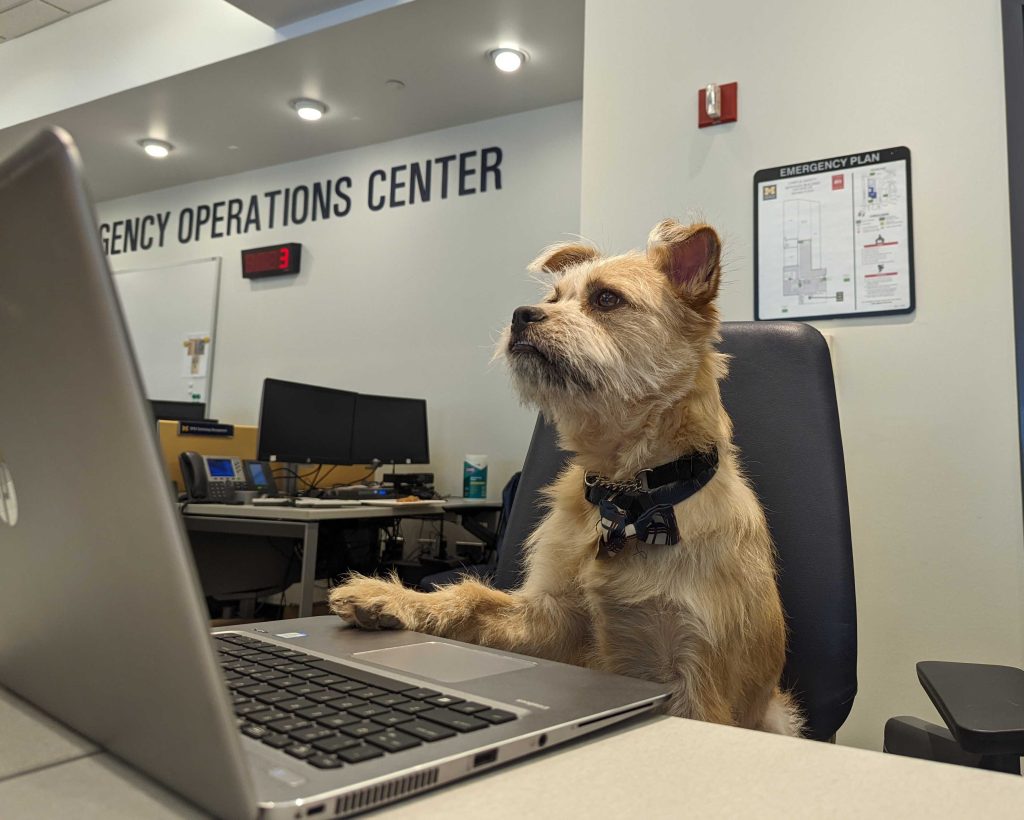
[473, 749, 498, 768]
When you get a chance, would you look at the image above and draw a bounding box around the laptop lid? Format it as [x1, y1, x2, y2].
[0, 129, 255, 819]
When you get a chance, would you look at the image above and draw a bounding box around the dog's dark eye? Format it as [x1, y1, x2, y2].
[594, 290, 623, 310]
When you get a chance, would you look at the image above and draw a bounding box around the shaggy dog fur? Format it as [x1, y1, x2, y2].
[329, 219, 802, 735]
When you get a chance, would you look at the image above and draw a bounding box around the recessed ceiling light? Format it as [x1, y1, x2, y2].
[291, 98, 327, 121]
[385, 79, 405, 91]
[138, 138, 173, 158]
[489, 48, 527, 73]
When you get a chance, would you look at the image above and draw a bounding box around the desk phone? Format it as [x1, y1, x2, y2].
[179, 452, 278, 502]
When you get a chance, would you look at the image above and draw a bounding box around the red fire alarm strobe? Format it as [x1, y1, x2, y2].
[698, 82, 738, 128]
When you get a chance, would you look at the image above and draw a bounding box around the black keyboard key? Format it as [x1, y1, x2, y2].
[329, 681, 365, 694]
[267, 717, 311, 733]
[337, 744, 385, 764]
[307, 661, 410, 693]
[371, 694, 410, 708]
[292, 668, 327, 680]
[239, 684, 277, 697]
[233, 665, 264, 677]
[270, 649, 309, 659]
[365, 729, 421, 753]
[241, 723, 270, 739]
[261, 733, 292, 750]
[313, 676, 346, 687]
[227, 677, 257, 691]
[326, 695, 365, 711]
[250, 670, 287, 683]
[249, 710, 289, 726]
[318, 713, 360, 729]
[450, 701, 488, 714]
[395, 701, 433, 715]
[371, 712, 414, 728]
[275, 663, 308, 674]
[258, 657, 295, 669]
[286, 683, 323, 697]
[349, 687, 387, 700]
[285, 744, 315, 760]
[306, 691, 340, 704]
[244, 653, 277, 663]
[255, 691, 295, 706]
[425, 695, 464, 708]
[277, 698, 316, 712]
[348, 703, 390, 719]
[235, 701, 271, 717]
[401, 720, 457, 742]
[290, 726, 334, 743]
[221, 660, 250, 672]
[339, 720, 380, 739]
[296, 705, 337, 721]
[223, 671, 243, 682]
[477, 708, 517, 724]
[270, 677, 306, 689]
[231, 694, 249, 706]
[420, 708, 487, 733]
[308, 754, 344, 770]
[398, 687, 440, 700]
[313, 735, 361, 754]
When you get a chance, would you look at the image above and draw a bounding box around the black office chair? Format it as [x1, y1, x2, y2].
[884, 663, 1024, 774]
[478, 321, 857, 740]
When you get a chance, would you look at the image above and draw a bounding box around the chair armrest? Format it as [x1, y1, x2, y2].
[917, 661, 1024, 756]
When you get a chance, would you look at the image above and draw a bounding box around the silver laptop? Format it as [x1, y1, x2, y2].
[0, 129, 669, 819]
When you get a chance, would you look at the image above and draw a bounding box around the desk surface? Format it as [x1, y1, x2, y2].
[182, 498, 500, 522]
[3, 686, 1022, 818]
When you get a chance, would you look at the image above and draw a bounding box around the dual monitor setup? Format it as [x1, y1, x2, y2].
[156, 379, 430, 503]
[257, 378, 428, 468]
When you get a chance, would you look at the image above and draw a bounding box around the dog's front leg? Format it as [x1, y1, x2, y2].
[328, 573, 590, 665]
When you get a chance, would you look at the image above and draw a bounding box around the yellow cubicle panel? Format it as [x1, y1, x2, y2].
[157, 420, 371, 492]
[158, 420, 258, 490]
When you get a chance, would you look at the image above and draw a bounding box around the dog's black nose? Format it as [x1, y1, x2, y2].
[512, 306, 547, 333]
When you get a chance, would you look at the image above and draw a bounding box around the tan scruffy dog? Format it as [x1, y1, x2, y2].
[330, 219, 802, 735]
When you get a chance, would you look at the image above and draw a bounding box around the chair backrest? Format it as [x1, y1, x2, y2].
[718, 321, 857, 740]
[493, 321, 857, 740]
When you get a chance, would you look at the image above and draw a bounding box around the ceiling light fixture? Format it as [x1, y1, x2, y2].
[489, 48, 527, 73]
[138, 138, 173, 158]
[291, 98, 327, 121]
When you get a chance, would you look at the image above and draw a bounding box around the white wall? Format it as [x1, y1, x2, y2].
[581, 0, 1024, 750]
[97, 101, 582, 496]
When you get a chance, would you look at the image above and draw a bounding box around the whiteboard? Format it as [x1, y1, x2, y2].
[112, 258, 221, 404]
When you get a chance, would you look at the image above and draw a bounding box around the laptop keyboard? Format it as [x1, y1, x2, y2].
[215, 634, 517, 770]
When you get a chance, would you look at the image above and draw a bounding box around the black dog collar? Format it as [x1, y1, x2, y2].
[583, 448, 719, 556]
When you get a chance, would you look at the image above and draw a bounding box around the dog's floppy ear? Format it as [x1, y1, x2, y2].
[647, 220, 721, 306]
[527, 241, 600, 275]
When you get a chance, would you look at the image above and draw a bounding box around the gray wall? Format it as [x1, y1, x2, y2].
[97, 101, 582, 495]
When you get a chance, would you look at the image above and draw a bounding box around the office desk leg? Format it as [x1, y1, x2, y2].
[299, 523, 319, 618]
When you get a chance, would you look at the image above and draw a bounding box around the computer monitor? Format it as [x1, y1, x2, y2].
[151, 399, 207, 423]
[351, 394, 429, 465]
[256, 378, 357, 464]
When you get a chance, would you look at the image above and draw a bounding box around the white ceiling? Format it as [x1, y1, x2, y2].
[222, 0, 368, 28]
[0, 0, 107, 41]
[0, 0, 584, 201]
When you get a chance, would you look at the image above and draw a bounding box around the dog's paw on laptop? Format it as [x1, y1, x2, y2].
[329, 573, 407, 630]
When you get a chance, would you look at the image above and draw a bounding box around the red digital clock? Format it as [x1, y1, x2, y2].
[241, 243, 302, 279]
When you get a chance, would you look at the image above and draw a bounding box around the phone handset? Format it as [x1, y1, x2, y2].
[179, 451, 209, 500]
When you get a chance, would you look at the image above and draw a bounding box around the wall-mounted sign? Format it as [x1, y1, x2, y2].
[754, 146, 914, 321]
[241, 242, 302, 279]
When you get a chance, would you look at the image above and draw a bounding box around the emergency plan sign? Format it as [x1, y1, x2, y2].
[754, 146, 915, 321]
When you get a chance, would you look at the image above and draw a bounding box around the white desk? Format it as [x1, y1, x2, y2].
[2, 686, 1021, 818]
[183, 500, 501, 617]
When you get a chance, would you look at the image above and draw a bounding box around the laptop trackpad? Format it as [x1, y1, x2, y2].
[353, 641, 536, 683]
